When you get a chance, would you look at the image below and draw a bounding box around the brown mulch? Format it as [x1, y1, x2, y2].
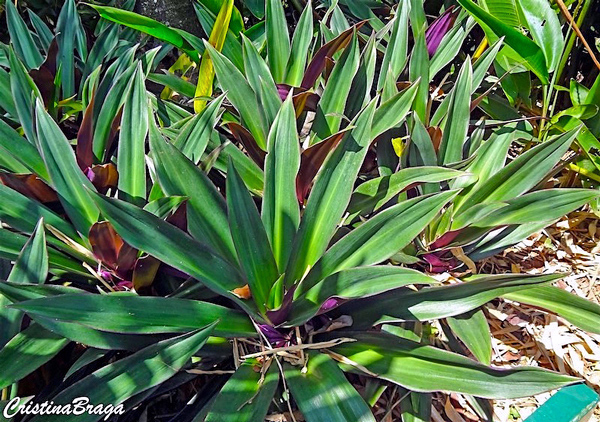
[432, 210, 600, 421]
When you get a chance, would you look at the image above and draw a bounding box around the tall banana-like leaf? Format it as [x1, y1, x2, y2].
[285, 352, 376, 422]
[204, 361, 279, 422]
[456, 0, 548, 83]
[194, 0, 233, 113]
[284, 100, 376, 287]
[517, 0, 563, 72]
[89, 5, 202, 62]
[331, 332, 577, 399]
[262, 96, 301, 271]
[118, 63, 149, 205]
[35, 101, 99, 237]
[227, 160, 278, 314]
[28, 325, 216, 422]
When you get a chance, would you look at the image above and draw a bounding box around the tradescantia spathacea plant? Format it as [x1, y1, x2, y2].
[0, 0, 600, 421]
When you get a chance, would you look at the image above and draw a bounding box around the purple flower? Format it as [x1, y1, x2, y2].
[425, 6, 459, 57]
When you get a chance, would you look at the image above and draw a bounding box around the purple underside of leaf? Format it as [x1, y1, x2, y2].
[423, 252, 456, 273]
[425, 6, 459, 57]
[430, 229, 463, 249]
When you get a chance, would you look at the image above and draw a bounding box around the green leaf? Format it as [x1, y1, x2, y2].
[12, 294, 255, 337]
[409, 32, 429, 121]
[438, 60, 472, 165]
[0, 67, 18, 118]
[447, 308, 492, 365]
[89, 5, 202, 62]
[285, 2, 314, 86]
[88, 192, 252, 310]
[0, 324, 69, 389]
[377, 1, 410, 91]
[150, 124, 236, 263]
[300, 191, 457, 296]
[8, 47, 42, 144]
[284, 100, 376, 287]
[349, 273, 562, 326]
[517, 0, 563, 72]
[227, 160, 278, 313]
[312, 33, 360, 142]
[261, 96, 301, 270]
[0, 119, 48, 180]
[118, 63, 149, 205]
[454, 128, 580, 215]
[0, 184, 79, 241]
[266, 0, 291, 83]
[173, 94, 224, 163]
[469, 189, 600, 228]
[195, 0, 245, 34]
[0, 220, 48, 347]
[205, 362, 279, 422]
[504, 285, 600, 334]
[347, 167, 467, 219]
[148, 72, 195, 98]
[332, 332, 577, 399]
[371, 81, 420, 138]
[7, 219, 48, 285]
[285, 351, 376, 422]
[206, 43, 268, 149]
[29, 325, 216, 422]
[28, 10, 53, 52]
[241, 33, 282, 127]
[5, 0, 44, 69]
[0, 230, 86, 277]
[35, 101, 99, 236]
[289, 266, 436, 326]
[456, 0, 549, 84]
[57, 0, 86, 98]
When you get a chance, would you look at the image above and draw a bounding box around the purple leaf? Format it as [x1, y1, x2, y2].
[425, 6, 459, 57]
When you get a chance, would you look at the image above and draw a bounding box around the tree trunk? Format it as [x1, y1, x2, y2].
[135, 0, 202, 35]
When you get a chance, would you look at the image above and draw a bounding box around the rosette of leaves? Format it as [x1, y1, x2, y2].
[0, 2, 600, 422]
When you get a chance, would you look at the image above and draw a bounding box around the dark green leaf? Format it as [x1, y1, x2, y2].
[285, 351, 376, 422]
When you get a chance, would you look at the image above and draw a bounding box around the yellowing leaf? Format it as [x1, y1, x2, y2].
[194, 0, 234, 113]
